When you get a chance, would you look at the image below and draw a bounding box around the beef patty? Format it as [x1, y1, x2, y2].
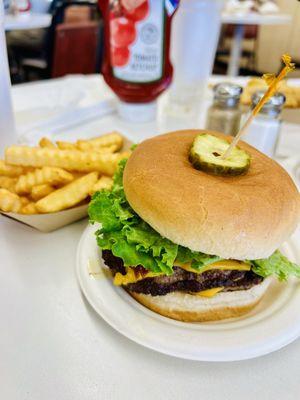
[102, 250, 263, 296]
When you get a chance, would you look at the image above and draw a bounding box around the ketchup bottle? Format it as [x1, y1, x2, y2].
[15, 0, 31, 12]
[99, 0, 179, 122]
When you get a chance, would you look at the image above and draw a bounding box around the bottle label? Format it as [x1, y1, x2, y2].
[109, 0, 165, 83]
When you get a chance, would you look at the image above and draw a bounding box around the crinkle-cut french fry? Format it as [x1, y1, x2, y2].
[36, 172, 98, 213]
[0, 176, 17, 192]
[56, 141, 77, 150]
[39, 137, 56, 148]
[75, 141, 91, 152]
[20, 196, 30, 206]
[119, 151, 131, 160]
[76, 142, 120, 153]
[31, 184, 55, 201]
[0, 160, 24, 177]
[90, 176, 113, 195]
[72, 172, 85, 179]
[15, 167, 74, 194]
[5, 146, 125, 175]
[76, 132, 123, 152]
[91, 144, 120, 154]
[0, 188, 22, 213]
[20, 202, 39, 215]
[86, 131, 123, 146]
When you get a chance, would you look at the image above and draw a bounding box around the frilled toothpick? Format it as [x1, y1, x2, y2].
[222, 54, 295, 159]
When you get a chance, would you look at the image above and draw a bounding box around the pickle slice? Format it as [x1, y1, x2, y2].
[189, 134, 250, 176]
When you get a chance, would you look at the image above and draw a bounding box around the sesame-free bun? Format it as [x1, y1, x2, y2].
[129, 278, 271, 322]
[123, 130, 299, 260]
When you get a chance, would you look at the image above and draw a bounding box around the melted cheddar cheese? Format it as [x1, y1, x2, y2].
[194, 287, 224, 297]
[113, 268, 162, 286]
[113, 260, 250, 287]
[177, 260, 250, 274]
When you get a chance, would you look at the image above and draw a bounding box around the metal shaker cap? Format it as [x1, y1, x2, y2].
[213, 82, 243, 107]
[251, 90, 286, 117]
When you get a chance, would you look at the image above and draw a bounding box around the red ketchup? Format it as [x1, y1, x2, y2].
[99, 0, 179, 122]
[16, 0, 31, 12]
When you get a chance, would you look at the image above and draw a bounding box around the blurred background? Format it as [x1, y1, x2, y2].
[3, 0, 300, 84]
[1, 0, 300, 161]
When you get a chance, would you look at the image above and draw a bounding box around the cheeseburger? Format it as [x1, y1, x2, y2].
[89, 130, 300, 322]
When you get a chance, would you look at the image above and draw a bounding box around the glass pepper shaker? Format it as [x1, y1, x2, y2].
[242, 91, 286, 157]
[206, 82, 243, 136]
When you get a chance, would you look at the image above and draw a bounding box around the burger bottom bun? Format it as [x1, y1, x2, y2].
[128, 278, 271, 322]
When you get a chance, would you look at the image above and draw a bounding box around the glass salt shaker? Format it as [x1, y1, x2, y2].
[242, 91, 286, 157]
[206, 82, 243, 136]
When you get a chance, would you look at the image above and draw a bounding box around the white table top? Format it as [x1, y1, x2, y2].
[1, 75, 300, 400]
[4, 12, 51, 31]
[222, 12, 291, 25]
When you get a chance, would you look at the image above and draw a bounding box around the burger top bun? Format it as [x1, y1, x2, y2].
[123, 130, 300, 260]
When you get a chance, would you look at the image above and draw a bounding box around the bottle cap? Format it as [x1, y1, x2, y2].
[118, 101, 157, 123]
[252, 91, 286, 117]
[213, 82, 243, 107]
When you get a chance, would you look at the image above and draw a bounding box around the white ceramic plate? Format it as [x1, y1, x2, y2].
[77, 224, 300, 362]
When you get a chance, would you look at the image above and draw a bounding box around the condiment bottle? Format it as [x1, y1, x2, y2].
[206, 83, 243, 136]
[13, 0, 31, 12]
[169, 0, 224, 110]
[0, 5, 17, 154]
[99, 0, 179, 122]
[242, 91, 286, 157]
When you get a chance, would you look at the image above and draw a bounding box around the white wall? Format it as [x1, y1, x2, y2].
[30, 0, 52, 13]
[257, 0, 300, 73]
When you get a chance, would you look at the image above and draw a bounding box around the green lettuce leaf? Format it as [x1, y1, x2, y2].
[88, 159, 220, 275]
[252, 250, 300, 281]
[89, 159, 300, 280]
[176, 246, 221, 271]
